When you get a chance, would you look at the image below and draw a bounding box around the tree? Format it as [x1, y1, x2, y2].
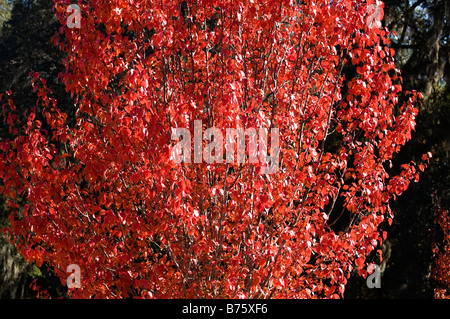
[0, 0, 12, 33]
[0, 0, 74, 298]
[0, 0, 430, 298]
[383, 0, 450, 100]
[0, 0, 75, 144]
[343, 0, 450, 298]
[432, 202, 450, 299]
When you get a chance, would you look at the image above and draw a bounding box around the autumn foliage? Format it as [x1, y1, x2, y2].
[432, 206, 450, 299]
[0, 0, 430, 298]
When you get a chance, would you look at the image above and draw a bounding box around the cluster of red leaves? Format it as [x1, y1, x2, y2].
[432, 207, 450, 299]
[0, 0, 430, 298]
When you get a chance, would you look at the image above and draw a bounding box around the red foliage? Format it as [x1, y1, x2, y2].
[0, 0, 430, 298]
[432, 207, 450, 299]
